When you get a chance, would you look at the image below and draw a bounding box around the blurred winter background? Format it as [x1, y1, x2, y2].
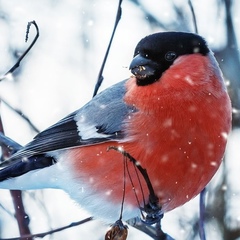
[0, 0, 239, 239]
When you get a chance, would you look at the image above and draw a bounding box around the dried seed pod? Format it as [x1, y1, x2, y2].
[105, 220, 128, 240]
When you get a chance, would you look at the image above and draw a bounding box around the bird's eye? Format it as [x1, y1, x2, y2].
[144, 53, 149, 58]
[165, 51, 177, 61]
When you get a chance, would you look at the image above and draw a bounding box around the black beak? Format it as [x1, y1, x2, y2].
[129, 54, 158, 80]
[129, 54, 152, 70]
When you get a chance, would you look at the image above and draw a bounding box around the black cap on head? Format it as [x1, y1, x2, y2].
[129, 32, 210, 86]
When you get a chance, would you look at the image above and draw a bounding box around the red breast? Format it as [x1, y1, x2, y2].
[67, 53, 231, 213]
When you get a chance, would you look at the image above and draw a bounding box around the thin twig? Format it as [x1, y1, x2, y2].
[108, 146, 162, 225]
[0, 217, 93, 240]
[92, 0, 123, 97]
[119, 155, 127, 220]
[124, 156, 144, 219]
[0, 20, 39, 80]
[0, 109, 32, 239]
[199, 188, 206, 240]
[0, 19, 39, 234]
[0, 98, 40, 133]
[188, 0, 198, 34]
[108, 147, 157, 202]
[5, 20, 39, 75]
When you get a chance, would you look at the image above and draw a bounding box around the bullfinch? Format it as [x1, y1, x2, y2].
[0, 32, 232, 223]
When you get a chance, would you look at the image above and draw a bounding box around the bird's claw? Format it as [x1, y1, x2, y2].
[140, 200, 163, 225]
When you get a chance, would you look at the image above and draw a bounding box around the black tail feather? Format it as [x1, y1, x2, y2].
[0, 155, 56, 182]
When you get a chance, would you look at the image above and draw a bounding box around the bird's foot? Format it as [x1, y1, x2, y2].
[140, 203, 163, 225]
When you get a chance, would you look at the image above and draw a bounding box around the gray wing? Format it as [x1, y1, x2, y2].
[11, 79, 137, 160]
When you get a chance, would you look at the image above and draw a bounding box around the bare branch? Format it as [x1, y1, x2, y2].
[188, 0, 198, 34]
[92, 0, 123, 97]
[0, 103, 32, 239]
[199, 189, 206, 240]
[10, 190, 32, 240]
[0, 217, 93, 240]
[0, 98, 40, 133]
[0, 21, 39, 81]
